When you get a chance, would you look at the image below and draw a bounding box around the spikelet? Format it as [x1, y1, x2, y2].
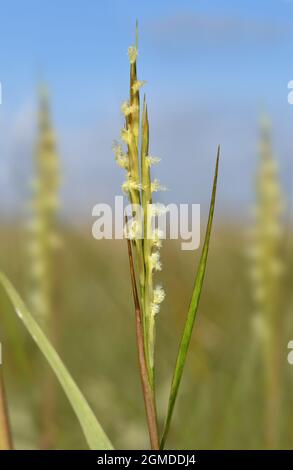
[113, 26, 165, 385]
[248, 113, 284, 447]
[27, 85, 60, 327]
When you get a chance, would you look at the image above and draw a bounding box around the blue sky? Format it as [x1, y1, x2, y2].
[0, 0, 293, 221]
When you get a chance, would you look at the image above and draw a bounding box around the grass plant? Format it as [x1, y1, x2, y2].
[0, 26, 219, 450]
[114, 25, 219, 449]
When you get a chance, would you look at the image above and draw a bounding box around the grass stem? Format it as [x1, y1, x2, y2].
[126, 235, 159, 450]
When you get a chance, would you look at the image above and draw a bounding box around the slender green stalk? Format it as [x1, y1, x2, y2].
[126, 235, 159, 450]
[161, 148, 220, 449]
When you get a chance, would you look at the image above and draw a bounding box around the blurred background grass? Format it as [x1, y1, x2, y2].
[1, 222, 293, 449]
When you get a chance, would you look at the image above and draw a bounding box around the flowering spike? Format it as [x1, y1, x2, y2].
[27, 83, 61, 328]
[114, 28, 165, 387]
[248, 112, 284, 447]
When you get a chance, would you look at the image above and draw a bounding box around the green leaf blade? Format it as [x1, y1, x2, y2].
[161, 147, 220, 449]
[0, 272, 113, 450]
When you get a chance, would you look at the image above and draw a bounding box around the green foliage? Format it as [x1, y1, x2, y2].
[0, 272, 113, 450]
